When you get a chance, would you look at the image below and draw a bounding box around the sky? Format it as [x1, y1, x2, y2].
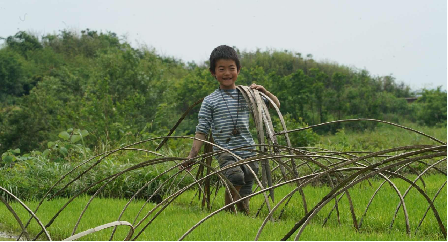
[0, 0, 446, 91]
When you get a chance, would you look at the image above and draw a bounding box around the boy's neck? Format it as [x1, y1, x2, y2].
[220, 84, 236, 90]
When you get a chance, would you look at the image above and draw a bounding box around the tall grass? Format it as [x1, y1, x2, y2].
[316, 121, 446, 152]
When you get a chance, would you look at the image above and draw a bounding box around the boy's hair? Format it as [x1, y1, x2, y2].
[209, 45, 241, 73]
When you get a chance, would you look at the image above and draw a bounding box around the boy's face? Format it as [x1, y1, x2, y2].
[211, 59, 240, 90]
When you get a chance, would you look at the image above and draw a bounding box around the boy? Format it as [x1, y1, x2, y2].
[181, 45, 280, 214]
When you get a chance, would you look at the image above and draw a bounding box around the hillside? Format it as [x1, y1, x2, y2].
[0, 29, 446, 154]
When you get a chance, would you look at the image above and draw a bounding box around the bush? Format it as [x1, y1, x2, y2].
[271, 113, 319, 147]
[0, 152, 193, 202]
[415, 87, 447, 127]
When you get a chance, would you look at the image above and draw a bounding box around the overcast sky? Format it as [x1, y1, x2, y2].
[1, 0, 446, 91]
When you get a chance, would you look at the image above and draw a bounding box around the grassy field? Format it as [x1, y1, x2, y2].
[315, 121, 447, 151]
[0, 174, 446, 241]
[0, 122, 446, 240]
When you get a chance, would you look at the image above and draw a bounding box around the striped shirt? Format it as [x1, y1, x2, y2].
[196, 88, 266, 159]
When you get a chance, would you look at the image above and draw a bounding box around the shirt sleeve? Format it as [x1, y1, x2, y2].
[195, 98, 213, 135]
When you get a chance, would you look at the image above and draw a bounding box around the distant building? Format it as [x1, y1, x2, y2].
[404, 97, 418, 103]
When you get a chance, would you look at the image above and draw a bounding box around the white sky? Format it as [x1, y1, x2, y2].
[1, 0, 446, 91]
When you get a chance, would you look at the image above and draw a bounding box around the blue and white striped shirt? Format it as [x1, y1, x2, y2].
[196, 88, 266, 159]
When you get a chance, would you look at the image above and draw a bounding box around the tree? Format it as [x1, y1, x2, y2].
[0, 50, 26, 101]
[416, 87, 447, 126]
[309, 68, 328, 123]
[5, 31, 42, 57]
[331, 72, 346, 119]
[280, 69, 311, 120]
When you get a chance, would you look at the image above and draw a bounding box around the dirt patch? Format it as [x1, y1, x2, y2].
[0, 228, 26, 241]
[0, 231, 17, 240]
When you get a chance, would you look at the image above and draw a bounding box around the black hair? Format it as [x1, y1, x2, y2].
[209, 45, 241, 74]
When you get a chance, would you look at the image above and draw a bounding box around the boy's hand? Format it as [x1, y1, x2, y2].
[180, 156, 195, 171]
[182, 133, 205, 171]
[250, 83, 281, 108]
[250, 83, 267, 94]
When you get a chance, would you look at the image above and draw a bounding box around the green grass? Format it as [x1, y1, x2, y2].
[0, 174, 445, 240]
[316, 121, 447, 152]
[1, 122, 445, 240]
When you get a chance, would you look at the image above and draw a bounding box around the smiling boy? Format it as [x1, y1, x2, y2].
[182, 45, 280, 214]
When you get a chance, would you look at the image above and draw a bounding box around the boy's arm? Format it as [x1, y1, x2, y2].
[250, 83, 281, 108]
[187, 132, 206, 158]
[181, 132, 206, 170]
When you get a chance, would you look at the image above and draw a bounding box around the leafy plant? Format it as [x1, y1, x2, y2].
[40, 128, 90, 162]
[1, 148, 22, 167]
[271, 113, 319, 147]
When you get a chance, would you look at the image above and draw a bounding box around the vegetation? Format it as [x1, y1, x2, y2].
[316, 121, 447, 152]
[0, 174, 445, 240]
[0, 122, 444, 200]
[0, 123, 445, 240]
[0, 29, 446, 157]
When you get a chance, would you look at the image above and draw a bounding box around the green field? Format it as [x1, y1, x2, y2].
[0, 174, 446, 241]
[0, 123, 446, 241]
[315, 121, 447, 151]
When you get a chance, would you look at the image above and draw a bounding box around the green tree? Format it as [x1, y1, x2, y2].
[309, 68, 328, 124]
[4, 31, 42, 57]
[415, 87, 447, 126]
[0, 50, 26, 101]
[330, 72, 346, 119]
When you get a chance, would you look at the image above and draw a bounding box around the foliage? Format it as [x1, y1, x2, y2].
[1, 148, 31, 168]
[0, 29, 444, 156]
[0, 50, 26, 101]
[317, 121, 447, 153]
[4, 31, 42, 56]
[415, 87, 447, 127]
[0, 150, 191, 201]
[271, 113, 319, 147]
